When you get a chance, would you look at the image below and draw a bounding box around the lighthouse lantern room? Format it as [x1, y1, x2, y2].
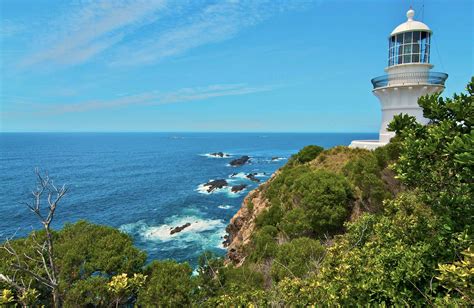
[350, 8, 448, 149]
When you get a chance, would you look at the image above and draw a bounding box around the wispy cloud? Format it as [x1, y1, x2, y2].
[29, 83, 277, 115]
[109, 0, 311, 66]
[19, 0, 168, 68]
[18, 0, 314, 69]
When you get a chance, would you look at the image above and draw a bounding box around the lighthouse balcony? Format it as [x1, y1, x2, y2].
[371, 72, 448, 89]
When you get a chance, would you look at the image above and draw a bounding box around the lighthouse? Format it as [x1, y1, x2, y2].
[350, 8, 448, 149]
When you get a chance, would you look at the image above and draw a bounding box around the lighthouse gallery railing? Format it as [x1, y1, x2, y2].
[371, 72, 448, 89]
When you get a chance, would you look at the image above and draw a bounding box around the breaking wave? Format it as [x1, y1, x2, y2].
[119, 216, 226, 249]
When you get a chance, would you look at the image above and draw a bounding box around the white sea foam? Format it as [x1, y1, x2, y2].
[143, 216, 224, 241]
[196, 180, 245, 197]
[120, 216, 226, 249]
[196, 182, 228, 195]
[200, 152, 231, 158]
[218, 204, 232, 209]
[228, 172, 268, 180]
[228, 172, 247, 179]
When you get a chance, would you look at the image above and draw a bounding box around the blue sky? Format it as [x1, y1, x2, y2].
[0, 0, 472, 132]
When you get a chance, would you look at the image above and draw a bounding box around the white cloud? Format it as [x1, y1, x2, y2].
[109, 0, 305, 66]
[31, 83, 277, 115]
[17, 0, 315, 69]
[19, 0, 168, 68]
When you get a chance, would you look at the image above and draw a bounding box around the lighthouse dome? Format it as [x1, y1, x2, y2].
[387, 8, 432, 67]
[391, 9, 431, 35]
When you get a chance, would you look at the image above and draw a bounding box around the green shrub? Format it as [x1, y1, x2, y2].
[343, 154, 390, 210]
[271, 237, 324, 281]
[63, 277, 111, 306]
[221, 265, 265, 292]
[263, 166, 352, 237]
[287, 145, 324, 166]
[249, 225, 279, 261]
[138, 260, 194, 306]
[247, 200, 254, 213]
[278, 208, 312, 239]
[309, 192, 471, 306]
[255, 203, 283, 228]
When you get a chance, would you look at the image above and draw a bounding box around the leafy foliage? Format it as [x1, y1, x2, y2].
[436, 247, 474, 305]
[248, 225, 279, 261]
[271, 237, 324, 281]
[0, 221, 146, 306]
[390, 77, 473, 229]
[138, 260, 194, 306]
[286, 145, 324, 166]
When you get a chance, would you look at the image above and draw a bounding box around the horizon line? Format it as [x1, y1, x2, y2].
[0, 131, 378, 134]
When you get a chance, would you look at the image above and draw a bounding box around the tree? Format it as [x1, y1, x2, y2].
[389, 77, 473, 229]
[138, 260, 194, 306]
[0, 171, 147, 306]
[0, 169, 67, 307]
[287, 145, 324, 166]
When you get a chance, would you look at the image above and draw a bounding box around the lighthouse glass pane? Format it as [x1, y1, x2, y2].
[404, 32, 413, 43]
[413, 54, 420, 62]
[396, 34, 403, 44]
[413, 43, 420, 54]
[403, 44, 412, 54]
[420, 32, 428, 44]
[413, 31, 421, 42]
[403, 55, 411, 63]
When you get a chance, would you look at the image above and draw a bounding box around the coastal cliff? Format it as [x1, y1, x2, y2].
[224, 172, 277, 265]
[224, 145, 402, 265]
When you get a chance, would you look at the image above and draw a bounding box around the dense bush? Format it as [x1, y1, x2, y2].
[278, 208, 312, 239]
[248, 225, 279, 261]
[138, 260, 194, 306]
[263, 166, 352, 237]
[0, 220, 147, 305]
[271, 237, 324, 281]
[275, 192, 471, 305]
[286, 145, 324, 166]
[343, 153, 392, 210]
[389, 78, 473, 230]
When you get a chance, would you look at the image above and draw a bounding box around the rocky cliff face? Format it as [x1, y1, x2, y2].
[224, 146, 401, 266]
[224, 172, 278, 265]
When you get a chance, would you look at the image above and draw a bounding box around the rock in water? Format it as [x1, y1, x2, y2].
[170, 223, 191, 235]
[210, 152, 227, 158]
[229, 156, 250, 166]
[231, 184, 247, 193]
[203, 179, 228, 193]
[271, 156, 280, 161]
[246, 173, 260, 182]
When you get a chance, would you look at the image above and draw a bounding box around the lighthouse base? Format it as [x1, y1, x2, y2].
[349, 139, 388, 150]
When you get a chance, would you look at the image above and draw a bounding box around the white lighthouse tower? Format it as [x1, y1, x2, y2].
[350, 8, 448, 149]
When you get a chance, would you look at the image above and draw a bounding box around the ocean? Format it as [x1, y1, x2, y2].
[0, 132, 376, 265]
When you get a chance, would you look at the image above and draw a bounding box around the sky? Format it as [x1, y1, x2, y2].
[0, 0, 472, 132]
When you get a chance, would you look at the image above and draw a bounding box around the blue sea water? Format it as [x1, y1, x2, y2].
[0, 132, 376, 265]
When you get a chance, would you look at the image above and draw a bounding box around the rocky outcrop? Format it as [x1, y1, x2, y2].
[203, 179, 228, 193]
[170, 223, 191, 235]
[231, 184, 247, 193]
[229, 156, 250, 166]
[209, 152, 229, 158]
[246, 173, 260, 182]
[224, 172, 278, 265]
